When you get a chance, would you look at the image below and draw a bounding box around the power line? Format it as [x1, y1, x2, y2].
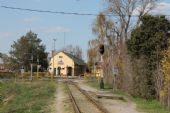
[1, 5, 98, 16]
[0, 5, 138, 17]
[1, 5, 170, 17]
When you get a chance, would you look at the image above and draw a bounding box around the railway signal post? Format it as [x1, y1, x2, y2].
[99, 44, 104, 89]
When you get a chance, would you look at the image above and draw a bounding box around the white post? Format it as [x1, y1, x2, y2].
[72, 67, 74, 77]
[31, 63, 33, 81]
[52, 52, 54, 81]
[37, 65, 39, 79]
[72, 58, 74, 77]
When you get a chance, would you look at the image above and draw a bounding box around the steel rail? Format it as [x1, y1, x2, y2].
[66, 82, 81, 113]
[68, 80, 109, 113]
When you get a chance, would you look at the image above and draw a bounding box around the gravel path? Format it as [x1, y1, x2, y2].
[50, 79, 144, 113]
[74, 79, 144, 113]
[51, 81, 74, 113]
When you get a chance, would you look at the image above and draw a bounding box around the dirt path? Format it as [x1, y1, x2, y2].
[51, 81, 74, 113]
[74, 79, 144, 113]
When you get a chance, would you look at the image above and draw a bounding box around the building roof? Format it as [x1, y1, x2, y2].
[54, 51, 86, 66]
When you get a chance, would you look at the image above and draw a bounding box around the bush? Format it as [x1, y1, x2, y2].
[0, 72, 15, 78]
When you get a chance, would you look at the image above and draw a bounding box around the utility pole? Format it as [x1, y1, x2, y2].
[30, 38, 33, 81]
[24, 52, 33, 81]
[52, 38, 57, 81]
[64, 32, 66, 49]
[30, 54, 33, 81]
[37, 57, 39, 79]
[53, 38, 57, 51]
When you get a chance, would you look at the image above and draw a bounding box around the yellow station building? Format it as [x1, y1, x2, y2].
[49, 51, 86, 77]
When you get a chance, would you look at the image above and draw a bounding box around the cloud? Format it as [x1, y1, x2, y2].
[0, 32, 11, 38]
[133, 2, 170, 16]
[44, 26, 71, 33]
[133, 2, 154, 16]
[150, 2, 170, 15]
[23, 17, 41, 24]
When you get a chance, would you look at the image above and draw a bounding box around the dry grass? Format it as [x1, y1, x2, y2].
[0, 81, 57, 113]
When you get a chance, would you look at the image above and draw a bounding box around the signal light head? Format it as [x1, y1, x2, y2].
[99, 44, 104, 55]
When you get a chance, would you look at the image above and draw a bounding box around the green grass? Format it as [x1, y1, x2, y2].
[86, 78, 112, 91]
[132, 98, 170, 113]
[86, 78, 170, 113]
[0, 81, 57, 113]
[113, 90, 170, 113]
[112, 89, 170, 113]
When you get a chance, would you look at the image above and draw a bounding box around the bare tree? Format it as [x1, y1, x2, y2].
[91, 0, 158, 90]
[73, 46, 83, 59]
[104, 0, 158, 42]
[87, 39, 100, 70]
[92, 0, 159, 66]
[62, 45, 83, 59]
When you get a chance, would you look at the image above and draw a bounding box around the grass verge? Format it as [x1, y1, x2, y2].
[86, 78, 112, 91]
[113, 90, 170, 113]
[86, 78, 170, 113]
[0, 81, 57, 113]
[132, 98, 170, 113]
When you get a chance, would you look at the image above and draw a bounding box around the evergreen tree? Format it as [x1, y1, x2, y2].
[10, 31, 48, 71]
[127, 15, 170, 99]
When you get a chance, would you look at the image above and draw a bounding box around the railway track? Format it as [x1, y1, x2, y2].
[66, 80, 109, 113]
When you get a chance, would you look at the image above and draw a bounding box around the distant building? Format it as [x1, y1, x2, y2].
[0, 64, 9, 72]
[93, 67, 102, 77]
[49, 51, 86, 77]
[0, 58, 11, 72]
[0, 58, 3, 64]
[91, 62, 102, 77]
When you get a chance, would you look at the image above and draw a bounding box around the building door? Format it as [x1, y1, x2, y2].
[54, 68, 56, 76]
[58, 67, 61, 76]
[67, 67, 72, 76]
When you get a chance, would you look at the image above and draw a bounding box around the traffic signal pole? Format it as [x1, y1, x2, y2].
[100, 55, 104, 89]
[99, 44, 105, 89]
